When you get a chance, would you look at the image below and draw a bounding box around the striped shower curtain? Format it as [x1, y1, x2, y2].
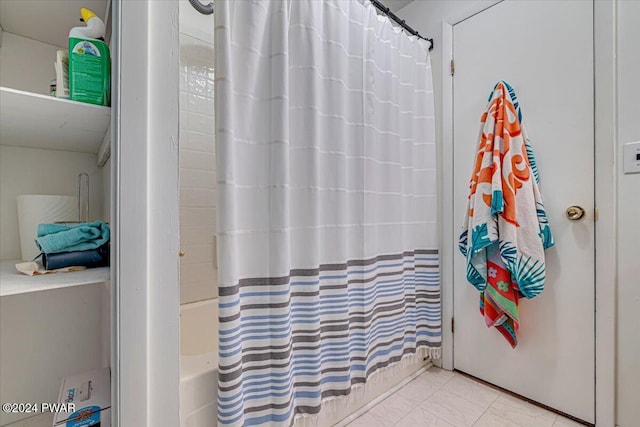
[215, 1, 440, 425]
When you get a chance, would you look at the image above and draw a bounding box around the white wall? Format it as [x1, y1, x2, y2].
[0, 285, 106, 426]
[0, 32, 60, 95]
[615, 2, 640, 425]
[0, 146, 103, 260]
[396, 0, 489, 151]
[178, 0, 218, 304]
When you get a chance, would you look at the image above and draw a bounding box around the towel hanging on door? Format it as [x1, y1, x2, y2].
[458, 81, 554, 347]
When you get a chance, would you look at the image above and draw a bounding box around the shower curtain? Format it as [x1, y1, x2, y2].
[215, 1, 439, 425]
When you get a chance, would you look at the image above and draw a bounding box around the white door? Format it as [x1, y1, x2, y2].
[452, 0, 595, 423]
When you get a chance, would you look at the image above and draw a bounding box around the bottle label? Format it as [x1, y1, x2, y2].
[71, 41, 102, 57]
[68, 38, 110, 106]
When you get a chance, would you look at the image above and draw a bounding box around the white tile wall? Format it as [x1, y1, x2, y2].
[179, 6, 217, 305]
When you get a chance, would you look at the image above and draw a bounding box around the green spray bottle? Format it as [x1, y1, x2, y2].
[68, 8, 110, 106]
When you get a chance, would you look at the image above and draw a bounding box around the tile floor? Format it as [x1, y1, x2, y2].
[346, 367, 584, 427]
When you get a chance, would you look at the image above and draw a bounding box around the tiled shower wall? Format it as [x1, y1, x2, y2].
[179, 1, 217, 304]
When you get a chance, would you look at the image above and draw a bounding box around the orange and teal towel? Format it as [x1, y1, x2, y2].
[459, 81, 554, 347]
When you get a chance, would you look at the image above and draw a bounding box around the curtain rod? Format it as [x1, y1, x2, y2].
[369, 0, 434, 51]
[188, 0, 434, 51]
[188, 0, 213, 15]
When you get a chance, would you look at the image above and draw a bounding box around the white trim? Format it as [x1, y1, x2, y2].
[594, 1, 617, 425]
[441, 1, 617, 425]
[112, 1, 180, 426]
[439, 0, 503, 373]
[110, 1, 120, 421]
[439, 20, 454, 371]
[445, 0, 502, 26]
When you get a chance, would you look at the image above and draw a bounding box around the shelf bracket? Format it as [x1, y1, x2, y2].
[97, 127, 111, 167]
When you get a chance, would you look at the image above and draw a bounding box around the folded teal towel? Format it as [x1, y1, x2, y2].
[36, 221, 110, 254]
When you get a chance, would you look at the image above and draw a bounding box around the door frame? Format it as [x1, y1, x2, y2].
[439, 1, 616, 425]
[112, 1, 181, 425]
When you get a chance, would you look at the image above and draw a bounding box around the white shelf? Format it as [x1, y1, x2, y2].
[0, 87, 111, 154]
[0, 260, 109, 297]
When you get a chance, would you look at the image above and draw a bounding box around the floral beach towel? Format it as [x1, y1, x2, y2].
[458, 81, 554, 347]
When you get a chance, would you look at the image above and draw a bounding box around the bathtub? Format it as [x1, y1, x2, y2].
[179, 298, 430, 427]
[180, 299, 219, 427]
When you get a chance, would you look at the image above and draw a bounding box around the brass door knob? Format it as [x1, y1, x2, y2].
[566, 205, 586, 221]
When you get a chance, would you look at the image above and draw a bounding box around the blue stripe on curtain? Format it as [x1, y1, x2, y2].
[217, 251, 440, 425]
